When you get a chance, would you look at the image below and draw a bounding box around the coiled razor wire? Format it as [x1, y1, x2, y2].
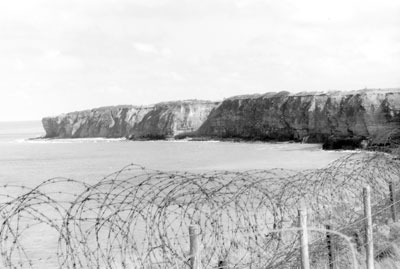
[0, 152, 399, 268]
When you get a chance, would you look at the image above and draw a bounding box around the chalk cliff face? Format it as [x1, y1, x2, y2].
[42, 101, 218, 139]
[42, 89, 400, 144]
[197, 89, 400, 143]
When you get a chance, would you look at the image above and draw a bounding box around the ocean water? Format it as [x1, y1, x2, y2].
[0, 121, 349, 187]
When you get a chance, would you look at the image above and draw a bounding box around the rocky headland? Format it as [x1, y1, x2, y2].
[197, 88, 400, 149]
[42, 89, 400, 149]
[42, 100, 218, 139]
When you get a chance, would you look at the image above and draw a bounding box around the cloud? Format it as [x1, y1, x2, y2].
[132, 43, 158, 54]
[167, 71, 185, 82]
[132, 42, 172, 58]
[0, 0, 399, 121]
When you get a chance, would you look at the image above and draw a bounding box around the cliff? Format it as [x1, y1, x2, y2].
[42, 100, 219, 139]
[42, 89, 400, 147]
[197, 89, 400, 146]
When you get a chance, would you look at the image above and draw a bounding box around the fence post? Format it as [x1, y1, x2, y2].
[363, 186, 374, 269]
[326, 224, 334, 269]
[189, 225, 201, 269]
[298, 207, 310, 269]
[389, 182, 397, 222]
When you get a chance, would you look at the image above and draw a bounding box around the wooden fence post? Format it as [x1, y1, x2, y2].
[363, 186, 374, 269]
[189, 225, 201, 269]
[326, 224, 334, 269]
[298, 207, 310, 269]
[389, 182, 397, 222]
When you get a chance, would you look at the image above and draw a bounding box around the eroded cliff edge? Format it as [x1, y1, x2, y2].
[42, 89, 400, 147]
[42, 100, 219, 139]
[197, 89, 400, 147]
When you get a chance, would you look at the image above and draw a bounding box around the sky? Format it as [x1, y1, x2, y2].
[0, 0, 399, 121]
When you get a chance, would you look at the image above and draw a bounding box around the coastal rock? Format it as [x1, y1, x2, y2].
[42, 101, 218, 139]
[42, 89, 400, 147]
[322, 136, 367, 150]
[197, 89, 400, 144]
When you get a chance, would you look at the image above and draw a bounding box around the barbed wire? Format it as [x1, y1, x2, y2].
[0, 151, 399, 268]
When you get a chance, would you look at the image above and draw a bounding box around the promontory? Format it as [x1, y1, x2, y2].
[42, 88, 400, 148]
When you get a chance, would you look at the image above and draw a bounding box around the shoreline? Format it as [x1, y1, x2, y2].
[24, 135, 358, 151]
[27, 135, 400, 157]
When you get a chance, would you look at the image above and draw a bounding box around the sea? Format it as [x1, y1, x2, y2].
[0, 120, 350, 268]
[0, 121, 349, 187]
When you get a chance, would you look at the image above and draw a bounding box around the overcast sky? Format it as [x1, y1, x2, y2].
[0, 0, 399, 121]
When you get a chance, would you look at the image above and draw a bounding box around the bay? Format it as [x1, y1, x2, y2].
[0, 121, 348, 187]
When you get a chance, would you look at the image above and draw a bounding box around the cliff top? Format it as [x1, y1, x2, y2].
[44, 99, 218, 118]
[293, 88, 400, 97]
[152, 99, 218, 106]
[44, 88, 400, 118]
[227, 88, 400, 100]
